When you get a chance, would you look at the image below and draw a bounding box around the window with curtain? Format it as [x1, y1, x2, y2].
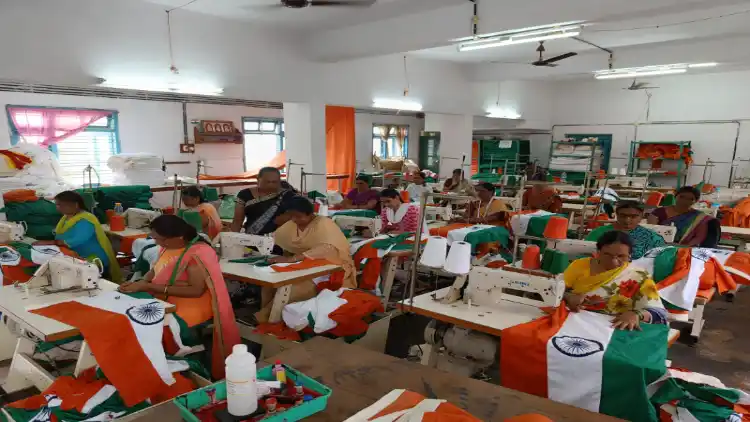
[242, 117, 284, 171]
[6, 106, 119, 186]
[372, 124, 409, 159]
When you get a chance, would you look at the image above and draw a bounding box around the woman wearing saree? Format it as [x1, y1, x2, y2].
[522, 183, 563, 213]
[40, 191, 122, 283]
[586, 200, 665, 259]
[231, 167, 298, 236]
[648, 186, 711, 246]
[564, 231, 667, 330]
[255, 197, 356, 323]
[118, 215, 240, 379]
[181, 186, 222, 240]
[460, 182, 510, 225]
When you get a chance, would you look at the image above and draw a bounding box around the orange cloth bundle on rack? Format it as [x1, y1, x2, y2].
[3, 189, 38, 203]
[636, 143, 693, 165]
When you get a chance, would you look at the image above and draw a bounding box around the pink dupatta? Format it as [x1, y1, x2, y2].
[152, 242, 240, 379]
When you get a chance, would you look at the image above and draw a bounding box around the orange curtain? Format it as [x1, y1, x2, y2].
[326, 106, 356, 192]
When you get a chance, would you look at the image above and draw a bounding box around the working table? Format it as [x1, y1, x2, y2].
[220, 258, 341, 323]
[721, 225, 750, 241]
[0, 281, 174, 394]
[124, 337, 622, 422]
[101, 224, 150, 239]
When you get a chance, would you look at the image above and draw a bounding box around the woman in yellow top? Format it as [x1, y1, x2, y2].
[254, 196, 356, 323]
[118, 215, 239, 379]
[563, 230, 667, 330]
[38, 191, 122, 283]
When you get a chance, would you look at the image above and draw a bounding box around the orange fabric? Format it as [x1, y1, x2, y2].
[655, 248, 692, 290]
[1, 245, 78, 285]
[504, 416, 554, 422]
[701, 259, 737, 293]
[486, 260, 508, 269]
[646, 192, 665, 207]
[636, 144, 693, 165]
[696, 288, 716, 301]
[430, 223, 473, 237]
[721, 197, 750, 228]
[522, 188, 562, 213]
[197, 203, 222, 239]
[326, 106, 356, 192]
[3, 189, 38, 203]
[0, 150, 33, 170]
[352, 241, 382, 290]
[150, 372, 197, 404]
[500, 305, 569, 397]
[119, 233, 148, 255]
[271, 258, 332, 272]
[726, 252, 750, 285]
[370, 391, 426, 419]
[198, 150, 287, 180]
[31, 301, 169, 406]
[169, 292, 214, 328]
[327, 290, 384, 337]
[253, 322, 302, 341]
[422, 403, 482, 421]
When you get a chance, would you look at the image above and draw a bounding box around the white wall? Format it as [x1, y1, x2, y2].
[424, 114, 474, 178]
[551, 70, 750, 187]
[354, 112, 424, 171]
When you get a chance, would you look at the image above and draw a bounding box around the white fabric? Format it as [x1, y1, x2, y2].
[75, 292, 175, 386]
[547, 311, 614, 412]
[30, 245, 63, 265]
[80, 385, 117, 414]
[406, 184, 432, 203]
[444, 224, 493, 245]
[165, 314, 192, 357]
[343, 389, 448, 422]
[510, 211, 552, 236]
[385, 203, 414, 224]
[0, 245, 21, 266]
[281, 288, 348, 334]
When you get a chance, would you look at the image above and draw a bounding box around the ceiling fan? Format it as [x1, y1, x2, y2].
[247, 0, 376, 9]
[623, 79, 660, 90]
[531, 42, 577, 67]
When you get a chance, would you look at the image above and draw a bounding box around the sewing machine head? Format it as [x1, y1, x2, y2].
[30, 255, 100, 291]
[466, 266, 565, 308]
[125, 208, 162, 229]
[0, 221, 25, 243]
[424, 206, 452, 221]
[333, 216, 382, 236]
[218, 232, 275, 259]
[548, 239, 597, 260]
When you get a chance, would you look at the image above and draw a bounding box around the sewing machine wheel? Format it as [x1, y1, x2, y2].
[424, 320, 449, 346]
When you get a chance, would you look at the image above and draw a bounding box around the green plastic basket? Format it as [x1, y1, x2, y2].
[173, 365, 331, 422]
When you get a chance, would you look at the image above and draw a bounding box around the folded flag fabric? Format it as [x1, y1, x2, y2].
[30, 292, 173, 407]
[501, 306, 668, 422]
[343, 389, 481, 422]
[281, 288, 383, 337]
[633, 247, 738, 319]
[329, 209, 378, 218]
[270, 258, 332, 272]
[350, 234, 416, 291]
[428, 223, 510, 252]
[509, 211, 558, 237]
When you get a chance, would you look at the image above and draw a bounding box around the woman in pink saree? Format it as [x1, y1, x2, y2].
[119, 215, 240, 380]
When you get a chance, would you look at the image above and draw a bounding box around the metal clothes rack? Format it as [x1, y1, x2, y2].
[627, 140, 691, 189]
[547, 139, 604, 185]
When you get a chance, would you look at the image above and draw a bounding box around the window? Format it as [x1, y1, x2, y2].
[372, 124, 409, 159]
[242, 117, 284, 171]
[6, 107, 119, 187]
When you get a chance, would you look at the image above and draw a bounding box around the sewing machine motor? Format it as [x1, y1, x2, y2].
[217, 232, 275, 259]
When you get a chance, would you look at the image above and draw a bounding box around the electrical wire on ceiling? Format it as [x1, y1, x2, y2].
[590, 8, 750, 32]
[403, 55, 410, 96]
[165, 1, 201, 74]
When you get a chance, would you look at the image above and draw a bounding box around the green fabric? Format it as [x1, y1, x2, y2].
[228, 256, 269, 265]
[34, 335, 83, 353]
[463, 226, 510, 252]
[4, 199, 61, 240]
[132, 243, 157, 276]
[76, 185, 153, 223]
[541, 249, 569, 274]
[650, 377, 740, 421]
[525, 214, 565, 238]
[599, 323, 668, 422]
[52, 393, 151, 422]
[181, 210, 203, 233]
[370, 233, 413, 251]
[331, 209, 378, 218]
[661, 194, 676, 207]
[307, 190, 327, 199]
[202, 187, 219, 202]
[218, 195, 236, 220]
[652, 246, 679, 283]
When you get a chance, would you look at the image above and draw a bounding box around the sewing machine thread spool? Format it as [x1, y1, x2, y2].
[521, 245, 541, 270]
[543, 216, 568, 240]
[420, 236, 447, 268]
[109, 215, 126, 232]
[443, 241, 471, 275]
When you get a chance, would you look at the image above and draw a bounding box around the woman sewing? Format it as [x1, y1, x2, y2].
[379, 188, 427, 235]
[39, 191, 122, 283]
[564, 231, 667, 330]
[405, 171, 432, 202]
[443, 169, 475, 196]
[586, 200, 665, 259]
[460, 182, 509, 225]
[118, 215, 240, 379]
[254, 197, 356, 323]
[522, 183, 563, 213]
[340, 175, 380, 211]
[231, 167, 298, 235]
[181, 186, 222, 240]
[647, 186, 712, 246]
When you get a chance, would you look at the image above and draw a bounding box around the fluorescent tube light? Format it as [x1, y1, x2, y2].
[458, 23, 582, 52]
[486, 108, 522, 119]
[595, 69, 687, 80]
[98, 79, 224, 96]
[372, 98, 423, 111]
[688, 62, 718, 68]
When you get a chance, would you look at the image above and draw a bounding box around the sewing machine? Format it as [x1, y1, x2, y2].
[217, 232, 275, 259]
[333, 216, 382, 237]
[27, 255, 101, 292]
[422, 266, 564, 376]
[0, 221, 25, 243]
[125, 208, 162, 229]
[549, 239, 597, 259]
[424, 206, 452, 221]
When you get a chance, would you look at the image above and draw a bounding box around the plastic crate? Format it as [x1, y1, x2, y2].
[173, 365, 331, 422]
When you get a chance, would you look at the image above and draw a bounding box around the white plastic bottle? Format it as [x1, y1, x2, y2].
[225, 344, 258, 416]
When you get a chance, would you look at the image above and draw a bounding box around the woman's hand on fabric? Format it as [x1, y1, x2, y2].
[612, 311, 641, 331]
[118, 281, 150, 293]
[565, 293, 586, 312]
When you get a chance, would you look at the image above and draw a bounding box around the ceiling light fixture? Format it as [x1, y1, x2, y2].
[594, 62, 718, 80]
[486, 108, 522, 119]
[98, 79, 224, 96]
[458, 23, 583, 52]
[372, 98, 423, 112]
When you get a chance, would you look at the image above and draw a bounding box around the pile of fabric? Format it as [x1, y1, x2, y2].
[107, 153, 165, 186]
[0, 144, 73, 197]
[501, 307, 750, 422]
[721, 196, 750, 228]
[637, 143, 693, 165]
[80, 185, 154, 222]
[3, 198, 61, 240]
[549, 139, 603, 172]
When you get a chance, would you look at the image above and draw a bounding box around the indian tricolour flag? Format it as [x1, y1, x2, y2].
[30, 292, 173, 407]
[501, 306, 668, 422]
[509, 211, 557, 237]
[343, 389, 481, 422]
